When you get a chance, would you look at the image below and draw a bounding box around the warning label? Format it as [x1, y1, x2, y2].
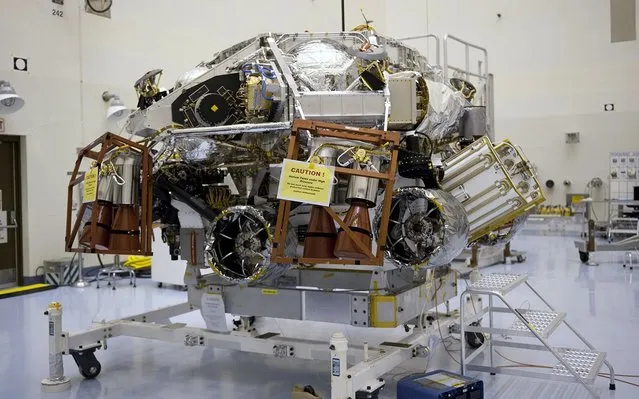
[276, 159, 334, 206]
[83, 167, 99, 203]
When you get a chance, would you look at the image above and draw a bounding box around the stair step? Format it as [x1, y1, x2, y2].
[551, 348, 606, 384]
[466, 273, 527, 295]
[509, 309, 566, 338]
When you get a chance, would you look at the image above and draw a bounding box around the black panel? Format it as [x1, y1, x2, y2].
[171, 73, 245, 128]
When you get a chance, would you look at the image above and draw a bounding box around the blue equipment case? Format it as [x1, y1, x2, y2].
[397, 370, 483, 399]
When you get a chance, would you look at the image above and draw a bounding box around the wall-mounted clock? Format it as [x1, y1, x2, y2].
[86, 0, 112, 17]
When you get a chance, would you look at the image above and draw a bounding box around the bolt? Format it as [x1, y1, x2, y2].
[347, 374, 352, 379]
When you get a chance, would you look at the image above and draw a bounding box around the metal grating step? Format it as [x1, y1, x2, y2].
[509, 309, 566, 338]
[466, 273, 527, 295]
[551, 348, 606, 383]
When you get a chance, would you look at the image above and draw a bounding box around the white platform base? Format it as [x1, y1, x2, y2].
[41, 377, 71, 392]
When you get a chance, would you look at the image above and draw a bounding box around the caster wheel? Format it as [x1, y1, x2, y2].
[133, 284, 137, 288]
[130, 281, 133, 285]
[157, 282, 163, 288]
[579, 251, 589, 263]
[107, 282, 111, 286]
[71, 348, 101, 380]
[465, 322, 485, 349]
[623, 264, 627, 268]
[112, 286, 116, 291]
[631, 267, 634, 271]
[79, 361, 101, 379]
[610, 383, 616, 390]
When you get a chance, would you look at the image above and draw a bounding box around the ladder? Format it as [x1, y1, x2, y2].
[459, 273, 616, 398]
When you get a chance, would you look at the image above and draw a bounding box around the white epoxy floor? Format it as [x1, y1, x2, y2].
[1, 234, 639, 398]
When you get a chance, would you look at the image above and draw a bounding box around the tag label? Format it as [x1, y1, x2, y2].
[276, 159, 334, 206]
[0, 211, 7, 244]
[331, 358, 340, 376]
[49, 321, 54, 336]
[261, 288, 279, 295]
[83, 167, 99, 203]
[200, 293, 228, 332]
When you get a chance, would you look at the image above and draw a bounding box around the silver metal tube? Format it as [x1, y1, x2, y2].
[443, 34, 489, 81]
[465, 45, 470, 81]
[446, 66, 485, 80]
[267, 37, 300, 99]
[443, 36, 449, 81]
[346, 158, 381, 205]
[488, 295, 494, 368]
[460, 291, 467, 375]
[398, 34, 440, 66]
[170, 121, 291, 137]
[487, 73, 495, 141]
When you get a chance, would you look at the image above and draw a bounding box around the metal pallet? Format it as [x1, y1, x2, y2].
[460, 273, 615, 398]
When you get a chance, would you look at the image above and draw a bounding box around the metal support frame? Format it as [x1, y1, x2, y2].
[42, 300, 461, 398]
[442, 34, 494, 141]
[459, 275, 615, 398]
[398, 34, 441, 66]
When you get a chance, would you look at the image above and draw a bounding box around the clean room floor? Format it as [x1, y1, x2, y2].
[1, 234, 639, 399]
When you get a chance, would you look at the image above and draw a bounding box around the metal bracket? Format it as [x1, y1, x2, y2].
[273, 344, 295, 358]
[184, 334, 205, 347]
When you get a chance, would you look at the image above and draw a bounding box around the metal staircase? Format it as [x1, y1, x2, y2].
[459, 273, 615, 398]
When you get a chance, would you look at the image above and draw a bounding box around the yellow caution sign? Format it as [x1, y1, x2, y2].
[83, 167, 99, 203]
[261, 288, 279, 296]
[276, 159, 334, 206]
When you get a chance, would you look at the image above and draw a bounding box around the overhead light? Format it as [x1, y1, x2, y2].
[102, 91, 130, 121]
[0, 80, 25, 115]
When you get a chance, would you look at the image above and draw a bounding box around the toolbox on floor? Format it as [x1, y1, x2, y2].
[397, 370, 483, 399]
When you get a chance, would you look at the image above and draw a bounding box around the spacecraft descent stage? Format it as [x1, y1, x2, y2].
[44, 29, 551, 398]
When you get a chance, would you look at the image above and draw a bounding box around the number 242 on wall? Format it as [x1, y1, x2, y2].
[52, 9, 63, 18]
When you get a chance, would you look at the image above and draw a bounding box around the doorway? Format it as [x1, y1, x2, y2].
[0, 135, 23, 288]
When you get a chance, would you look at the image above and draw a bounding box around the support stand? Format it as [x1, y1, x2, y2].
[41, 302, 71, 392]
[42, 300, 464, 399]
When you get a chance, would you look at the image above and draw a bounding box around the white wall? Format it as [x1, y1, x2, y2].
[0, 0, 389, 278]
[385, 0, 639, 208]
